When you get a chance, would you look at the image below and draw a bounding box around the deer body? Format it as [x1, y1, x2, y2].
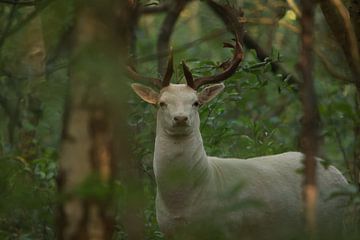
[130, 3, 347, 237]
[132, 84, 348, 239]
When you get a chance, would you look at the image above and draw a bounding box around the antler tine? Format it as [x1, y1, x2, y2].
[162, 48, 174, 88]
[193, 39, 243, 89]
[126, 65, 163, 89]
[182, 61, 195, 89]
[184, 0, 244, 90]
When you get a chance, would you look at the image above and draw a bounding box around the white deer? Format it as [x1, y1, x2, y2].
[129, 2, 348, 239]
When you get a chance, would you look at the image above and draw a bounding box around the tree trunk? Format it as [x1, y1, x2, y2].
[57, 1, 143, 239]
[298, 0, 319, 236]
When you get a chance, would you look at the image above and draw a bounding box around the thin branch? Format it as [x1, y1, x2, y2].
[157, 0, 190, 76]
[0, 0, 35, 6]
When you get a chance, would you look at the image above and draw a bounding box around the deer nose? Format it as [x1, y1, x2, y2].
[174, 116, 188, 124]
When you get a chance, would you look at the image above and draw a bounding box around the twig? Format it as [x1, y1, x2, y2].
[157, 0, 190, 76]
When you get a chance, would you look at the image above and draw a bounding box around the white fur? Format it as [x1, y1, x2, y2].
[134, 84, 348, 239]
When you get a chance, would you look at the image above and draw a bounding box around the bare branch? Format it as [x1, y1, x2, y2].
[157, 0, 190, 76]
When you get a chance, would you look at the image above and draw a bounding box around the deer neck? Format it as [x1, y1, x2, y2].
[154, 118, 210, 208]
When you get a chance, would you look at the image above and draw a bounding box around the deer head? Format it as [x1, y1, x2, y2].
[132, 82, 225, 136]
[129, 1, 244, 136]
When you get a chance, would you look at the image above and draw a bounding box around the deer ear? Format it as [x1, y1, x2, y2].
[131, 83, 159, 105]
[198, 83, 225, 104]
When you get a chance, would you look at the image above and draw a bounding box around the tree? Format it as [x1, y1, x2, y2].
[57, 1, 143, 239]
[298, 0, 319, 236]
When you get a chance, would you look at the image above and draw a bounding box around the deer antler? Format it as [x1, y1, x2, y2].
[183, 0, 244, 90]
[126, 65, 162, 88]
[128, 0, 243, 90]
[126, 49, 174, 89]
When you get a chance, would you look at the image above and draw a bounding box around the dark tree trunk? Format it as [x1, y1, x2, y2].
[298, 0, 319, 236]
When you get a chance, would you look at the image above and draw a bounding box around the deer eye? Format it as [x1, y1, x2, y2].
[193, 101, 200, 107]
[159, 102, 167, 108]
